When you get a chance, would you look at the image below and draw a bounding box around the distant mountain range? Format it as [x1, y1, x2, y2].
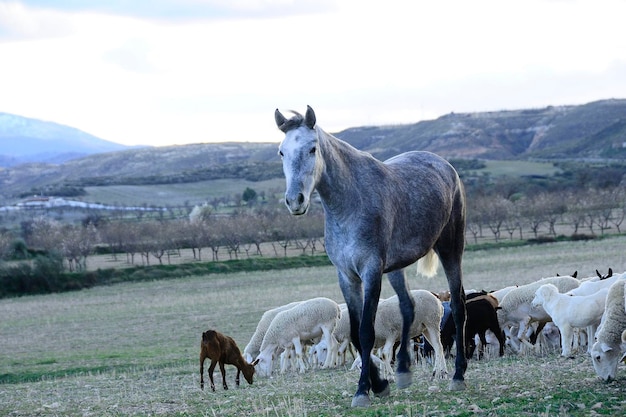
[1, 99, 625, 198]
[337, 98, 626, 161]
[0, 113, 131, 166]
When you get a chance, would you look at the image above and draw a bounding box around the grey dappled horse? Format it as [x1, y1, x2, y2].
[275, 106, 467, 407]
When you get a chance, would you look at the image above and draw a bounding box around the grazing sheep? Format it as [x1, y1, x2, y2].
[590, 281, 626, 381]
[532, 283, 608, 357]
[373, 290, 447, 380]
[200, 329, 257, 391]
[311, 303, 354, 367]
[489, 285, 518, 305]
[255, 297, 340, 377]
[498, 275, 580, 353]
[243, 301, 301, 362]
[566, 271, 624, 297]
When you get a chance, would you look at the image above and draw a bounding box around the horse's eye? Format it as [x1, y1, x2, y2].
[309, 147, 316, 154]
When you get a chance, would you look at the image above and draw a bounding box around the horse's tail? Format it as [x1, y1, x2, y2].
[417, 249, 439, 278]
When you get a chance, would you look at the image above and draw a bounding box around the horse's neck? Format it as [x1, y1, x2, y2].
[316, 129, 379, 213]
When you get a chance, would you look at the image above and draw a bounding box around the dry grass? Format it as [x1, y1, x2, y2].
[2, 238, 626, 416]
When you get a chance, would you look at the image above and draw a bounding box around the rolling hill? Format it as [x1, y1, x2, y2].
[336, 99, 626, 160]
[1, 98, 625, 201]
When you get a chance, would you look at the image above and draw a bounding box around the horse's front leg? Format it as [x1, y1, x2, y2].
[387, 269, 415, 389]
[360, 273, 391, 406]
[338, 270, 389, 407]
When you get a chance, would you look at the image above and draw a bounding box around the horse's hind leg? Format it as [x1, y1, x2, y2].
[387, 269, 414, 389]
[437, 246, 467, 391]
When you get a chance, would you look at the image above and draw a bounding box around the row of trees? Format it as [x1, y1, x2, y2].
[467, 187, 626, 243]
[0, 206, 325, 272]
[2, 185, 626, 273]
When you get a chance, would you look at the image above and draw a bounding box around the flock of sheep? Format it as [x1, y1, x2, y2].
[199, 269, 626, 391]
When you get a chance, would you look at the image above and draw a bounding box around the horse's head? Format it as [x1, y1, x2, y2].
[275, 105, 322, 215]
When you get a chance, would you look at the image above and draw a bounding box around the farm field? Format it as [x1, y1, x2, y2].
[2, 237, 626, 416]
[478, 160, 562, 177]
[82, 178, 285, 208]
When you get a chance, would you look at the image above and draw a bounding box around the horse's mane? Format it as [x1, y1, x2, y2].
[277, 110, 304, 133]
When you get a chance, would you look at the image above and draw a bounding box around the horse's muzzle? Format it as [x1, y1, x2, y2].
[285, 192, 308, 215]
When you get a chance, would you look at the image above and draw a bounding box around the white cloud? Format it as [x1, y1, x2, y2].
[0, 0, 625, 147]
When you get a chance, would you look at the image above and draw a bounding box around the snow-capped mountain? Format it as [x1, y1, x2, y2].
[0, 113, 131, 166]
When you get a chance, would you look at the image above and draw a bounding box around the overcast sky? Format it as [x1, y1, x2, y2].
[1, 0, 625, 147]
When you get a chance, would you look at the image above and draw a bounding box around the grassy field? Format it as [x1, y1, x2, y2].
[82, 178, 286, 208]
[2, 237, 626, 416]
[478, 160, 562, 177]
[76, 160, 560, 208]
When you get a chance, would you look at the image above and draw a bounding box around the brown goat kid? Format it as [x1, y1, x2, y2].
[200, 329, 258, 391]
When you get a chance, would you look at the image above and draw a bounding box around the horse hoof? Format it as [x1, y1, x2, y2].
[449, 379, 466, 391]
[395, 371, 412, 389]
[351, 394, 371, 408]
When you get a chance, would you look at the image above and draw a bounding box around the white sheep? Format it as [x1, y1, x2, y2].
[311, 303, 353, 367]
[590, 281, 626, 381]
[489, 285, 518, 305]
[532, 283, 608, 356]
[243, 301, 301, 362]
[372, 290, 447, 380]
[566, 271, 625, 297]
[498, 275, 580, 353]
[254, 297, 340, 377]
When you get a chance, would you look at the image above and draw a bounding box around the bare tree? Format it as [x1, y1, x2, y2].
[484, 197, 511, 242]
[466, 194, 490, 244]
[522, 194, 548, 239]
[291, 209, 324, 255]
[27, 216, 62, 254]
[563, 191, 587, 235]
[609, 186, 626, 233]
[99, 221, 128, 261]
[502, 198, 524, 240]
[60, 222, 99, 271]
[538, 193, 567, 237]
[219, 215, 243, 260]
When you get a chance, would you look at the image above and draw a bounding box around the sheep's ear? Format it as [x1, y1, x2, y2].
[601, 343, 613, 353]
[572, 271, 577, 278]
[607, 268, 613, 278]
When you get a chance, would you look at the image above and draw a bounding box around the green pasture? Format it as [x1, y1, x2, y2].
[78, 160, 561, 208]
[1, 238, 626, 416]
[478, 160, 561, 177]
[82, 178, 286, 208]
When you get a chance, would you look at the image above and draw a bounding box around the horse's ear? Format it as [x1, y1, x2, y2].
[275, 108, 288, 131]
[305, 105, 316, 129]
